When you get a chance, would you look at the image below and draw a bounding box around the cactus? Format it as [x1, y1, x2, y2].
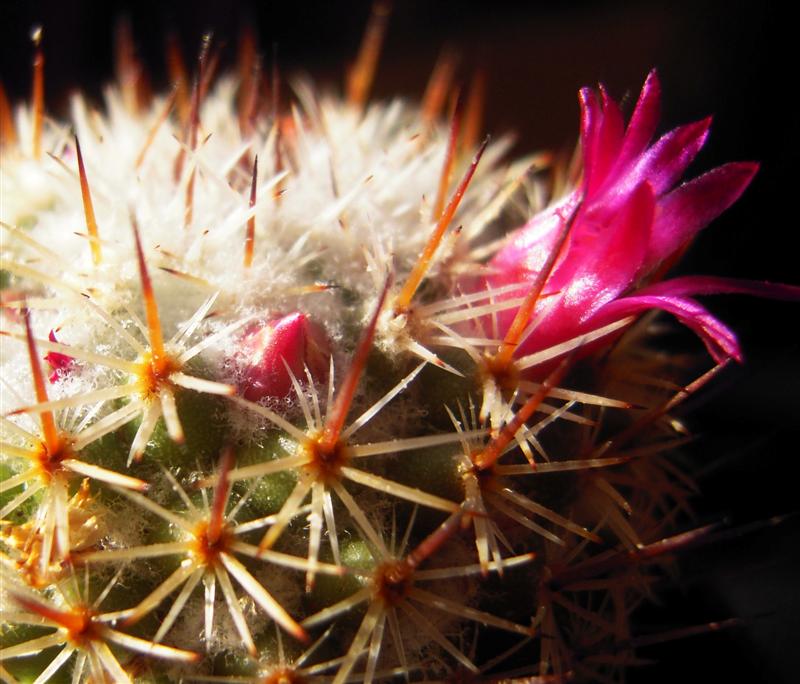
[1, 16, 799, 684]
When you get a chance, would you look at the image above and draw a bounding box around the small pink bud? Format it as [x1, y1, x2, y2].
[45, 330, 76, 383]
[237, 312, 330, 401]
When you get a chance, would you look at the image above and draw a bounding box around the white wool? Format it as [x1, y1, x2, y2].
[2, 80, 511, 345]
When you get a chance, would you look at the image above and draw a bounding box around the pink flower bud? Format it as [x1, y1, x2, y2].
[236, 312, 330, 401]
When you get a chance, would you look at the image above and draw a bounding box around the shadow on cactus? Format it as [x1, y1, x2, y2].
[1, 7, 799, 683]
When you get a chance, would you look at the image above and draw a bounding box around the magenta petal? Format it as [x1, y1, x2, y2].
[593, 294, 742, 363]
[505, 183, 656, 360]
[579, 87, 604, 195]
[618, 69, 661, 166]
[619, 117, 712, 200]
[550, 182, 655, 307]
[646, 162, 759, 267]
[490, 192, 582, 281]
[588, 85, 625, 192]
[599, 85, 624, 148]
[586, 181, 654, 299]
[634, 275, 800, 301]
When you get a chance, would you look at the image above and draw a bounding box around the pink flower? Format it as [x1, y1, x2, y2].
[236, 312, 330, 401]
[479, 70, 799, 366]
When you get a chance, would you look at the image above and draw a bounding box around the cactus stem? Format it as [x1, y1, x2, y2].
[2, 16, 788, 677]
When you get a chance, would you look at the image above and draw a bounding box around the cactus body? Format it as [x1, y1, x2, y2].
[1, 28, 799, 684]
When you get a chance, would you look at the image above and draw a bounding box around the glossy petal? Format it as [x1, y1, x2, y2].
[471, 70, 796, 370]
[621, 117, 712, 200]
[491, 193, 582, 283]
[646, 162, 759, 268]
[580, 85, 625, 197]
[517, 182, 655, 358]
[549, 182, 655, 300]
[617, 69, 661, 167]
[631, 275, 800, 301]
[593, 293, 742, 363]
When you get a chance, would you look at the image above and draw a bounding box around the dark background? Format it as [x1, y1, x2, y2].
[1, 1, 797, 681]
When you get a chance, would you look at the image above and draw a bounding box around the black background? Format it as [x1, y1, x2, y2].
[1, 1, 797, 681]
